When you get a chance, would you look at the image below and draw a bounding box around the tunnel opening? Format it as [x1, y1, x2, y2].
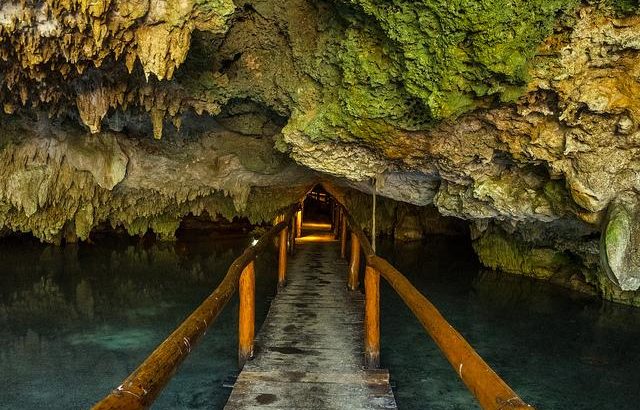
[302, 185, 333, 224]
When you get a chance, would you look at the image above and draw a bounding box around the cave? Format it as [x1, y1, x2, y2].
[1, 1, 640, 409]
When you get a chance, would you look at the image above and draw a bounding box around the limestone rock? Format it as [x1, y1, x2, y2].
[0, 119, 314, 242]
[64, 134, 128, 190]
[601, 192, 640, 291]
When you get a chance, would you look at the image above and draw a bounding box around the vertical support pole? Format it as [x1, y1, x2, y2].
[290, 217, 297, 255]
[364, 265, 380, 369]
[278, 227, 288, 289]
[372, 179, 377, 253]
[334, 207, 341, 238]
[340, 215, 348, 259]
[295, 209, 303, 238]
[238, 261, 255, 368]
[331, 202, 336, 232]
[348, 232, 360, 290]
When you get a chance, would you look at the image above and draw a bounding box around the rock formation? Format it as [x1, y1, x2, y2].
[1, 0, 640, 305]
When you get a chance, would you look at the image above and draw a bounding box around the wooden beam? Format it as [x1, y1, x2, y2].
[340, 215, 348, 259]
[295, 210, 303, 238]
[278, 227, 288, 288]
[364, 265, 380, 369]
[239, 261, 256, 368]
[368, 256, 533, 409]
[348, 232, 360, 291]
[288, 218, 296, 256]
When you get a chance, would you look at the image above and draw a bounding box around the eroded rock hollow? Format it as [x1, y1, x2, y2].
[2, 0, 640, 305]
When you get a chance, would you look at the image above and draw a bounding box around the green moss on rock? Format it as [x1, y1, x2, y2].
[609, 0, 640, 15]
[473, 229, 573, 280]
[281, 0, 580, 147]
[336, 0, 579, 122]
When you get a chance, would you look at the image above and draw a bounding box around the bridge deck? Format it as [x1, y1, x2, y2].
[225, 223, 397, 409]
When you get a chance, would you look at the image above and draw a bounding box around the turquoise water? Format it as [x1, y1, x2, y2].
[1, 233, 640, 409]
[0, 235, 277, 409]
[377, 236, 640, 409]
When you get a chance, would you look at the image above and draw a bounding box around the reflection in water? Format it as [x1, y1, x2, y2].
[66, 326, 158, 351]
[378, 236, 640, 410]
[0, 235, 277, 409]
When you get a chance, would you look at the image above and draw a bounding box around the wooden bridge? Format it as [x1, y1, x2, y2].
[92, 185, 534, 410]
[226, 222, 396, 409]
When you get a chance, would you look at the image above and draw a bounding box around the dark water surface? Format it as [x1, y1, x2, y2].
[0, 234, 277, 409]
[1, 234, 640, 409]
[377, 236, 640, 410]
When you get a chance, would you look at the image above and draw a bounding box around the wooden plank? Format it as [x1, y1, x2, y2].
[225, 380, 395, 410]
[225, 225, 397, 409]
[236, 369, 391, 385]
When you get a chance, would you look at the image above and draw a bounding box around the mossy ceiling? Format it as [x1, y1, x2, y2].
[0, 0, 586, 142]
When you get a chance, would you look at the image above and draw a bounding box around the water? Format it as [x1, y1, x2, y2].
[377, 236, 640, 410]
[0, 234, 278, 409]
[1, 233, 640, 409]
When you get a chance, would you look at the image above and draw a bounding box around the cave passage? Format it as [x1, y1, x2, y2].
[295, 186, 337, 243]
[2, 1, 640, 409]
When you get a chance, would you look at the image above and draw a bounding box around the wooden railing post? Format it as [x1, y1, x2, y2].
[364, 265, 380, 369]
[289, 218, 296, 256]
[348, 232, 360, 290]
[295, 209, 303, 238]
[238, 261, 256, 368]
[331, 202, 336, 232]
[278, 227, 288, 288]
[340, 214, 348, 259]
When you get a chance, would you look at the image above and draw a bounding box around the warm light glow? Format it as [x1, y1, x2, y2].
[303, 222, 332, 229]
[296, 221, 335, 242]
[296, 234, 337, 243]
[251, 239, 259, 246]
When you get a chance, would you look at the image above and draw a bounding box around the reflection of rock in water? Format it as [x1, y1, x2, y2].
[0, 236, 248, 338]
[75, 279, 94, 319]
[66, 326, 157, 351]
[471, 269, 594, 314]
[473, 269, 640, 374]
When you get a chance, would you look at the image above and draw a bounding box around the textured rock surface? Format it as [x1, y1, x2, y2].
[601, 192, 640, 291]
[1, 1, 640, 304]
[0, 116, 313, 242]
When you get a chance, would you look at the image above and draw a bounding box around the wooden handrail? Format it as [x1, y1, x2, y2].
[278, 227, 288, 288]
[339, 204, 533, 410]
[93, 206, 298, 410]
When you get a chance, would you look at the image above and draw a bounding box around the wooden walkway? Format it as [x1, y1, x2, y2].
[225, 223, 398, 409]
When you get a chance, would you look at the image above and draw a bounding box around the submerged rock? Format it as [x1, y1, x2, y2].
[601, 193, 640, 291]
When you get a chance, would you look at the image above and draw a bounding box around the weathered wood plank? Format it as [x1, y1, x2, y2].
[225, 224, 397, 410]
